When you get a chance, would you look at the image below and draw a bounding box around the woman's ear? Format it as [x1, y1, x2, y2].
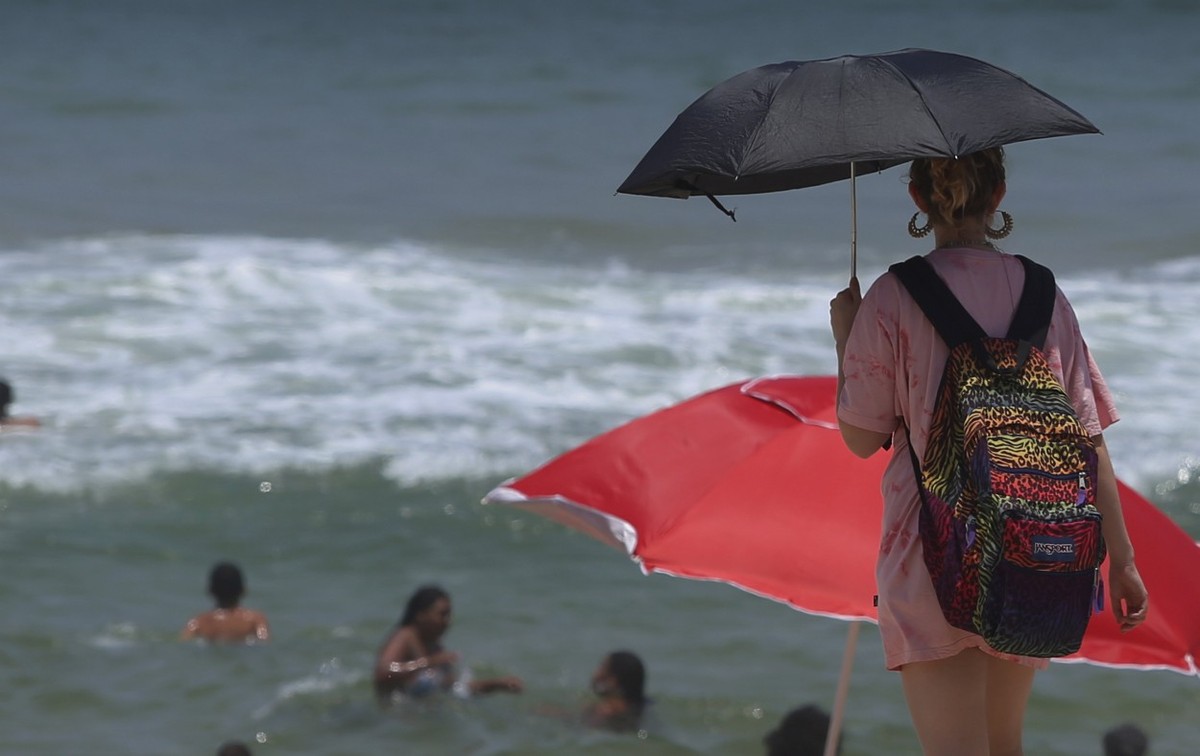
[908, 183, 928, 213]
[990, 181, 1007, 212]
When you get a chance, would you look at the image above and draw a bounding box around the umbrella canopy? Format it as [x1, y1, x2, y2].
[618, 48, 1100, 200]
[488, 376, 878, 621]
[484, 375, 1200, 676]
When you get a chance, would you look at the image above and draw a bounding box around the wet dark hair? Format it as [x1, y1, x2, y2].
[1103, 723, 1149, 756]
[208, 562, 246, 609]
[216, 742, 253, 756]
[764, 704, 837, 756]
[400, 585, 450, 626]
[0, 379, 12, 417]
[909, 148, 1006, 226]
[606, 650, 646, 707]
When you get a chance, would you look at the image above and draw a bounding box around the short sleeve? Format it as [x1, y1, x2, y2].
[1045, 290, 1119, 435]
[838, 274, 903, 435]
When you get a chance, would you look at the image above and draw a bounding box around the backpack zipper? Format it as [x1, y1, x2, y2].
[989, 464, 1092, 507]
[991, 463, 1083, 481]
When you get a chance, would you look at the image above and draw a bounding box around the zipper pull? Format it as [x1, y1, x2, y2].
[1076, 471, 1088, 506]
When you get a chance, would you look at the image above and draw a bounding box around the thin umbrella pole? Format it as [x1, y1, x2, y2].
[849, 160, 858, 281]
[823, 620, 860, 756]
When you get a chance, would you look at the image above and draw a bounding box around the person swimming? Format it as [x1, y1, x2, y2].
[763, 704, 838, 756]
[181, 562, 270, 643]
[583, 650, 647, 732]
[373, 584, 522, 701]
[1103, 723, 1149, 756]
[0, 378, 41, 429]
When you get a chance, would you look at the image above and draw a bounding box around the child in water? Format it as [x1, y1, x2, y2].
[181, 562, 270, 643]
[583, 650, 647, 732]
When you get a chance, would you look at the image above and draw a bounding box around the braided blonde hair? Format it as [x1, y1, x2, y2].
[909, 148, 1006, 226]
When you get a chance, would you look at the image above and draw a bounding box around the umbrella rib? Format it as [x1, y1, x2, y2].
[741, 378, 840, 428]
[879, 59, 955, 156]
[735, 68, 794, 181]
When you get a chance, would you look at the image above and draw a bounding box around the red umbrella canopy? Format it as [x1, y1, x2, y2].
[488, 375, 881, 622]
[485, 375, 1200, 676]
[1069, 479, 1200, 674]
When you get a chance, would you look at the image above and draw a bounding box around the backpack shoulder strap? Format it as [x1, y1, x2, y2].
[1007, 255, 1057, 350]
[888, 256, 986, 348]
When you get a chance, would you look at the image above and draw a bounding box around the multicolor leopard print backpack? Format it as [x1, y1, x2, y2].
[890, 254, 1106, 658]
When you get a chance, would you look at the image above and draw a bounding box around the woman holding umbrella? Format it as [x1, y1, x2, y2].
[829, 148, 1148, 756]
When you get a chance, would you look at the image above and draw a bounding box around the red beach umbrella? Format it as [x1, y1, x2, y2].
[487, 375, 882, 622]
[485, 374, 1200, 669]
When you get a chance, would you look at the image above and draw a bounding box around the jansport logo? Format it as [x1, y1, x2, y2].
[1031, 536, 1076, 563]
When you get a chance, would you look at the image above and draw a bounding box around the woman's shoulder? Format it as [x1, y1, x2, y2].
[859, 264, 908, 311]
[378, 625, 417, 654]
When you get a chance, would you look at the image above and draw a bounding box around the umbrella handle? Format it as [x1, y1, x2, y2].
[849, 161, 858, 280]
[824, 620, 859, 756]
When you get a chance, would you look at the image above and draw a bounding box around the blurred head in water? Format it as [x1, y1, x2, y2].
[0, 379, 13, 418]
[596, 650, 645, 707]
[1103, 723, 1149, 756]
[208, 562, 247, 609]
[764, 704, 837, 756]
[400, 584, 452, 640]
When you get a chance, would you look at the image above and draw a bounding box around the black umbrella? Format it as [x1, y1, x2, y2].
[617, 48, 1099, 275]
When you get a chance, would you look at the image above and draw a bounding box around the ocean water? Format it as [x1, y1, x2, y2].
[1, 1, 1198, 754]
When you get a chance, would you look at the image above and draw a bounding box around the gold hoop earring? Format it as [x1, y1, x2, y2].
[985, 210, 1013, 239]
[908, 212, 932, 238]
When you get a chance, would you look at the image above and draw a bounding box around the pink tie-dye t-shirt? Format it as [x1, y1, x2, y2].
[837, 248, 1118, 671]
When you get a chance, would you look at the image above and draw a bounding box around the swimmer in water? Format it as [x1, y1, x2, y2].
[763, 704, 838, 756]
[583, 650, 647, 732]
[181, 562, 270, 643]
[373, 585, 522, 701]
[0, 379, 41, 430]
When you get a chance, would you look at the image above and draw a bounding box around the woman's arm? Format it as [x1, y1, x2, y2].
[1091, 434, 1148, 632]
[831, 279, 892, 458]
[180, 616, 200, 641]
[375, 629, 460, 688]
[374, 629, 421, 685]
[252, 612, 270, 642]
[469, 675, 524, 695]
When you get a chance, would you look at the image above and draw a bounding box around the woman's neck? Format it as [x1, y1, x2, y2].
[932, 220, 993, 250]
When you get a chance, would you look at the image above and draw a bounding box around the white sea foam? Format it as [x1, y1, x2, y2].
[251, 657, 363, 721]
[1, 234, 1197, 494]
[85, 622, 141, 651]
